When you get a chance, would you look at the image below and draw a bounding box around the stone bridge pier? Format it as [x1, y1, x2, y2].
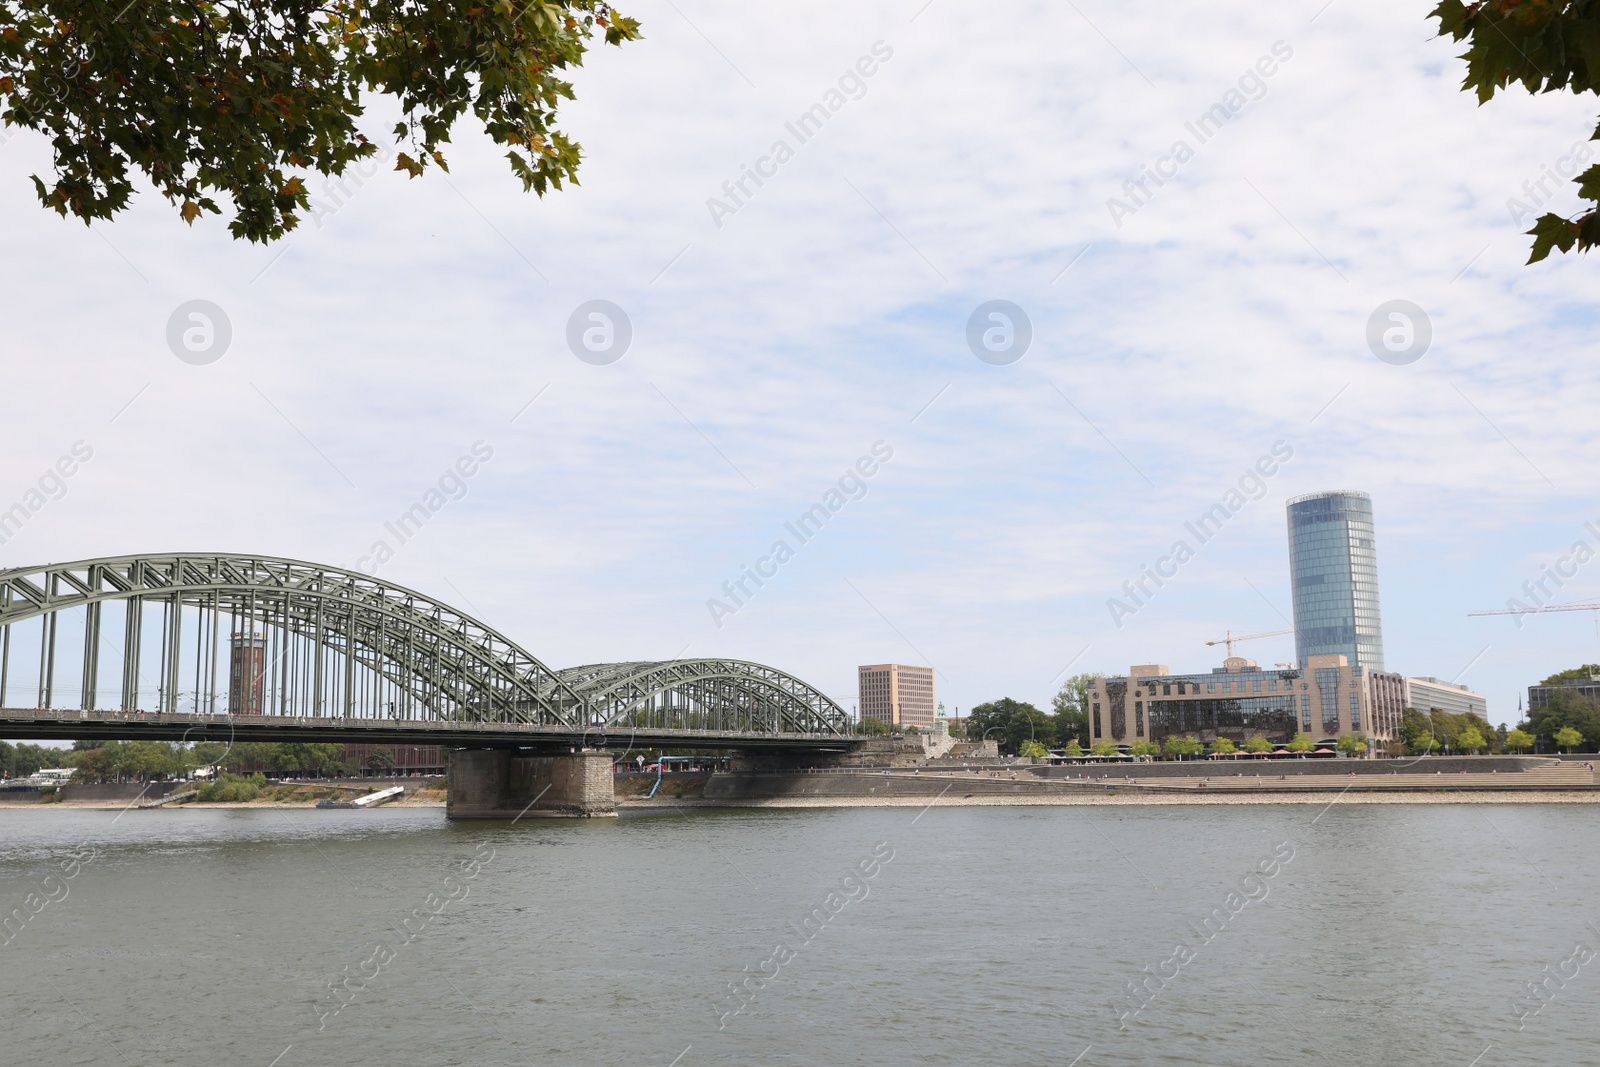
[446, 748, 616, 820]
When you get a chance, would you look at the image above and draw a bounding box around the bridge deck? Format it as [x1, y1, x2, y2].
[0, 707, 859, 752]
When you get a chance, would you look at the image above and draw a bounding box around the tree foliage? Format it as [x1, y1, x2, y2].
[1129, 738, 1160, 757]
[70, 740, 185, 781]
[1286, 733, 1314, 753]
[0, 0, 640, 242]
[1162, 735, 1202, 758]
[268, 742, 345, 776]
[967, 697, 1053, 756]
[0, 741, 70, 778]
[1050, 673, 1100, 748]
[1336, 731, 1368, 758]
[1207, 737, 1237, 756]
[1243, 735, 1272, 754]
[189, 741, 230, 767]
[1506, 727, 1536, 752]
[1555, 725, 1585, 751]
[1524, 689, 1600, 748]
[1541, 663, 1600, 685]
[1401, 706, 1496, 754]
[1398, 707, 1435, 753]
[855, 715, 891, 736]
[56, 739, 369, 781]
[1431, 1, 1600, 261]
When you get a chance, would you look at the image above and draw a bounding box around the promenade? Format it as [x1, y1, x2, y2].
[698, 757, 1600, 803]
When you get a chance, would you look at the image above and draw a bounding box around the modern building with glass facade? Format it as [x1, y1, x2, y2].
[1528, 673, 1600, 713]
[1086, 656, 1405, 749]
[1287, 490, 1385, 672]
[1405, 677, 1487, 719]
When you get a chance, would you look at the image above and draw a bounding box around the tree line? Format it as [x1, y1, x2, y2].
[945, 670, 1569, 758]
[953, 674, 1097, 756]
[1515, 665, 1600, 753]
[0, 741, 72, 779]
[1, 741, 401, 783]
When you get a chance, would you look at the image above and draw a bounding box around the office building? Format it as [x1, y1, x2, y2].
[1405, 677, 1487, 719]
[858, 664, 936, 729]
[1287, 490, 1385, 671]
[1528, 672, 1600, 713]
[1086, 655, 1405, 750]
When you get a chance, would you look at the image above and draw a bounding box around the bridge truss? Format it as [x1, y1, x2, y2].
[0, 554, 849, 742]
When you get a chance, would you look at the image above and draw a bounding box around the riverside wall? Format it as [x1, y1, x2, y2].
[703, 771, 1076, 800]
[700, 755, 1589, 801]
[1032, 756, 1555, 779]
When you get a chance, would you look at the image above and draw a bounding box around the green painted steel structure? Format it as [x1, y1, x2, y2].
[0, 553, 849, 738]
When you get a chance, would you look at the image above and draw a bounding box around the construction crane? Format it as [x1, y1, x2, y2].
[1205, 628, 1294, 658]
[1469, 600, 1600, 617]
[1469, 599, 1600, 649]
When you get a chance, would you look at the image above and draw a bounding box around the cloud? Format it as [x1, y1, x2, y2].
[0, 0, 1593, 720]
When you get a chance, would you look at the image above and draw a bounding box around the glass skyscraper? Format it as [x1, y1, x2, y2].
[1286, 490, 1385, 672]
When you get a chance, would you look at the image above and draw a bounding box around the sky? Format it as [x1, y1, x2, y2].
[2, 0, 1599, 727]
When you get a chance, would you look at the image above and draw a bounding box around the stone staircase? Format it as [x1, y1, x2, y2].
[1123, 761, 1597, 792]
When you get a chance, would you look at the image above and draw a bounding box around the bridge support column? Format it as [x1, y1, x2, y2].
[446, 749, 616, 820]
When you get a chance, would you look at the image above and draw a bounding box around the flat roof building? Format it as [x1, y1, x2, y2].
[1405, 677, 1487, 720]
[858, 664, 935, 730]
[1087, 655, 1404, 750]
[1287, 490, 1385, 672]
[1528, 673, 1600, 713]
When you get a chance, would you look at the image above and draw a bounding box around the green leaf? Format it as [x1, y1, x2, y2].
[0, 0, 642, 241]
[1528, 212, 1580, 264]
[1579, 211, 1600, 250]
[1431, 0, 1470, 40]
[1575, 162, 1600, 201]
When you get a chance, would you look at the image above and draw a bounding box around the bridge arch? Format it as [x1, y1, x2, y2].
[557, 660, 845, 735]
[0, 553, 848, 737]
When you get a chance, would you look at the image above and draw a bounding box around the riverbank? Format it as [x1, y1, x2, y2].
[15, 790, 1600, 811]
[619, 790, 1600, 808]
[7, 764, 1599, 812]
[0, 796, 449, 810]
[0, 779, 449, 810]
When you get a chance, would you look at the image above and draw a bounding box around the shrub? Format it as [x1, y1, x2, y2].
[199, 772, 265, 803]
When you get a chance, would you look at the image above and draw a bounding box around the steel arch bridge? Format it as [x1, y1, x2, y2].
[0, 553, 852, 750]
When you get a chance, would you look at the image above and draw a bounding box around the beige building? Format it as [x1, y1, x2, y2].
[1087, 655, 1404, 750]
[1405, 677, 1486, 719]
[858, 664, 936, 729]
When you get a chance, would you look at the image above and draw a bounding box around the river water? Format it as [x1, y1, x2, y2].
[0, 802, 1593, 1066]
